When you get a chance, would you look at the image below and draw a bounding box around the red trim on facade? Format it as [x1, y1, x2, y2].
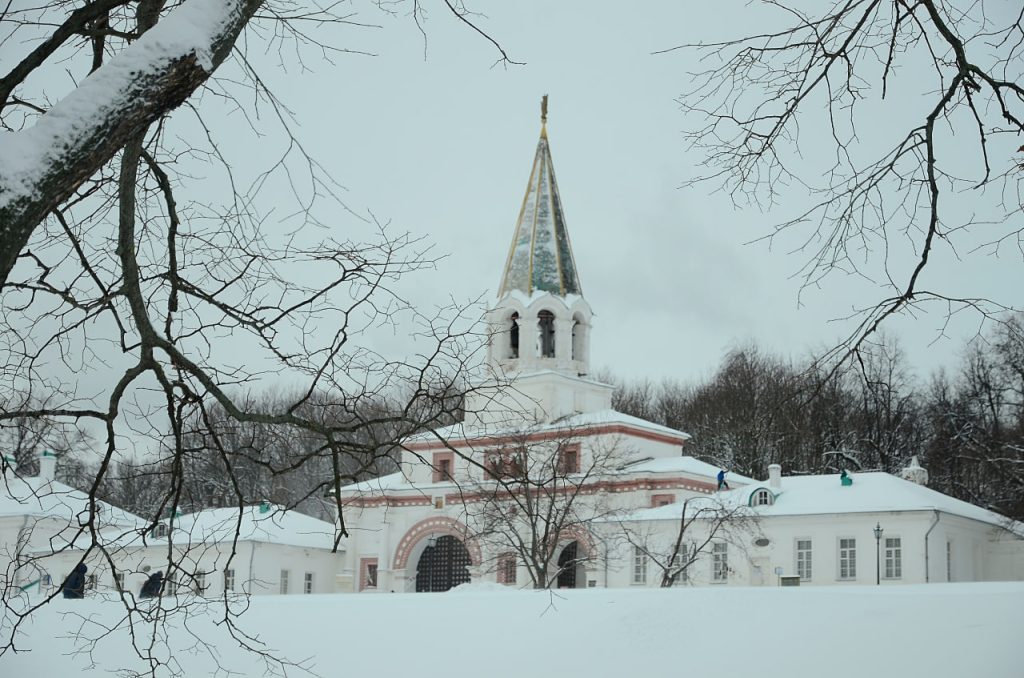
[405, 423, 688, 452]
[392, 516, 482, 570]
[344, 475, 715, 508]
[345, 496, 433, 508]
[445, 476, 716, 505]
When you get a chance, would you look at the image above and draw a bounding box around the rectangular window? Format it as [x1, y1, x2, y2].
[796, 539, 813, 581]
[485, 448, 525, 479]
[497, 554, 517, 585]
[86, 574, 98, 591]
[304, 572, 314, 594]
[884, 537, 902, 579]
[651, 494, 675, 508]
[432, 452, 454, 483]
[672, 542, 691, 584]
[632, 546, 648, 585]
[165, 577, 176, 595]
[280, 569, 290, 595]
[712, 542, 728, 582]
[946, 541, 953, 582]
[194, 572, 206, 595]
[224, 569, 235, 592]
[114, 572, 125, 592]
[485, 451, 502, 479]
[558, 444, 581, 474]
[838, 538, 857, 580]
[360, 558, 379, 591]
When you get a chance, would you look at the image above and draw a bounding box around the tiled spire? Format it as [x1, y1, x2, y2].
[498, 96, 582, 298]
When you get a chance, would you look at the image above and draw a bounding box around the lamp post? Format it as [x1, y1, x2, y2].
[873, 522, 884, 585]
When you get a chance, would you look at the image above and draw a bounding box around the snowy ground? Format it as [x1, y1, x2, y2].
[3, 583, 1022, 677]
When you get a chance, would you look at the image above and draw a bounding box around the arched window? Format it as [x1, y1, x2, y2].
[751, 489, 774, 506]
[571, 316, 585, 361]
[509, 313, 520, 359]
[538, 310, 555, 358]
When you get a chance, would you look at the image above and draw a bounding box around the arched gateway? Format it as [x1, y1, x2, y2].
[393, 517, 481, 592]
[415, 535, 472, 592]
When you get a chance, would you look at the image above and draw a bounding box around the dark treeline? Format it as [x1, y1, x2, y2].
[16, 321, 1020, 525]
[608, 317, 1024, 522]
[94, 385, 463, 523]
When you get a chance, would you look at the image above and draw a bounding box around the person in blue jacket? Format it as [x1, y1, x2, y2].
[717, 469, 729, 491]
[60, 563, 87, 599]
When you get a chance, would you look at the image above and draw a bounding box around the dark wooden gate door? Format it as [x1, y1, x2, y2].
[557, 541, 578, 588]
[415, 535, 472, 592]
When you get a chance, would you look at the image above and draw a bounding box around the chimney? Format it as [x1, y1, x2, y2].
[2, 453, 17, 478]
[38, 449, 57, 482]
[899, 455, 929, 486]
[768, 463, 782, 490]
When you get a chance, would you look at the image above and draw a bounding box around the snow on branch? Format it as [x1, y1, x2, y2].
[0, 0, 263, 287]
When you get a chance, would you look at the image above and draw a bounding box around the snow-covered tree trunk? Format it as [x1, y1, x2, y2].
[0, 0, 263, 287]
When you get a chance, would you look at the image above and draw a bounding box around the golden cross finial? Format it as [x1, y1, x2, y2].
[541, 94, 548, 138]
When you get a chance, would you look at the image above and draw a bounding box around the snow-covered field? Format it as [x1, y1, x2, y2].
[3, 583, 1022, 677]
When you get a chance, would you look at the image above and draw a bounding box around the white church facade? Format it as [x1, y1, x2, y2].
[3, 105, 1021, 600]
[334, 103, 1024, 593]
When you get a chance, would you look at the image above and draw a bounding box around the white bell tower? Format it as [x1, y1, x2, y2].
[486, 95, 593, 379]
[468, 97, 612, 428]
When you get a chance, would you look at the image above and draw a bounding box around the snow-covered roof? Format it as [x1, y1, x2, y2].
[171, 504, 340, 550]
[622, 471, 1022, 532]
[341, 471, 409, 494]
[621, 456, 753, 484]
[339, 455, 733, 498]
[407, 408, 691, 446]
[0, 474, 143, 528]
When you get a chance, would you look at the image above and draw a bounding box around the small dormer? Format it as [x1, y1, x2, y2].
[899, 455, 929, 486]
[749, 488, 775, 507]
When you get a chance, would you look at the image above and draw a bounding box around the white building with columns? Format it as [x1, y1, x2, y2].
[334, 103, 1024, 592]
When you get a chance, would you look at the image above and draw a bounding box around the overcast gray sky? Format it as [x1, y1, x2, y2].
[5, 0, 1020, 425]
[215, 0, 1016, 386]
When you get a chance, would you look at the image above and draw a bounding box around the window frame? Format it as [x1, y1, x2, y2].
[497, 554, 517, 585]
[431, 451, 454, 483]
[224, 568, 235, 592]
[557, 443, 581, 475]
[837, 537, 857, 581]
[485, 448, 525, 480]
[795, 538, 813, 581]
[712, 542, 728, 583]
[538, 309, 556, 358]
[632, 545, 648, 585]
[671, 542, 692, 584]
[359, 557, 379, 591]
[946, 540, 953, 582]
[304, 571, 315, 594]
[280, 569, 290, 595]
[883, 536, 902, 580]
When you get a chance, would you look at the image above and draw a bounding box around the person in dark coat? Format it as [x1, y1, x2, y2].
[61, 563, 87, 599]
[717, 469, 729, 491]
[139, 571, 164, 598]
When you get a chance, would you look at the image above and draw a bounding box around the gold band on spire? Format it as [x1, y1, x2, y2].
[540, 94, 548, 138]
